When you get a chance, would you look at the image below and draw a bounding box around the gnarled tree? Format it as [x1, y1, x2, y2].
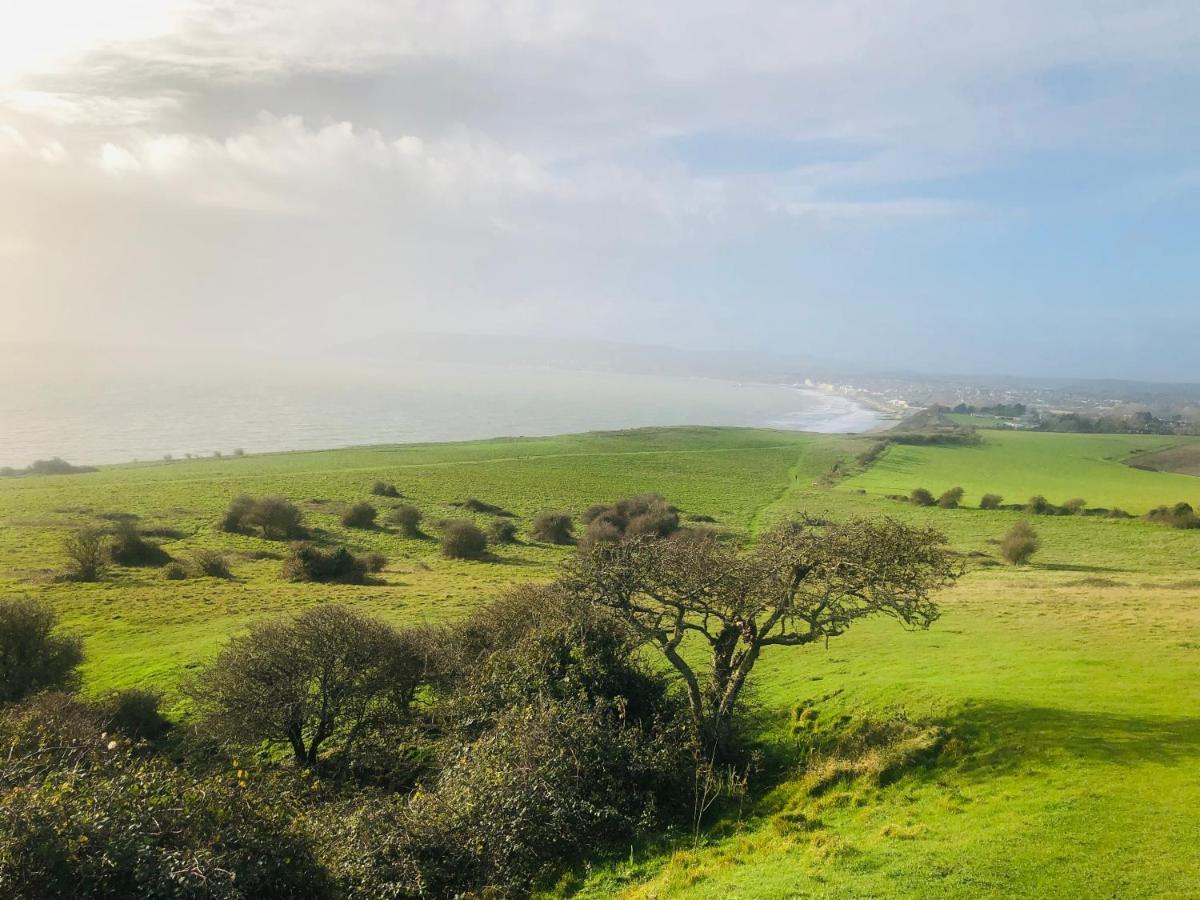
[562, 517, 960, 746]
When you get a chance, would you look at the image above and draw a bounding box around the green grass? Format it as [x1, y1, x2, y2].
[842, 430, 1200, 514]
[3, 425, 1200, 897]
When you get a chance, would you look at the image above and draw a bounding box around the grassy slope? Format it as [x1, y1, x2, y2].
[3, 427, 1199, 897]
[0, 427, 846, 697]
[842, 430, 1200, 514]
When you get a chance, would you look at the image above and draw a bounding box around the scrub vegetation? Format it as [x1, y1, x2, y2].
[1, 425, 1199, 897]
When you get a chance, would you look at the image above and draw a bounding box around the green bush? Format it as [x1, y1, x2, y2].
[530, 510, 575, 545]
[341, 501, 378, 529]
[979, 493, 1003, 510]
[370, 481, 400, 498]
[362, 552, 387, 573]
[109, 520, 172, 567]
[191, 549, 232, 579]
[909, 487, 936, 507]
[62, 526, 108, 582]
[937, 487, 965, 509]
[222, 496, 306, 540]
[487, 518, 518, 544]
[1001, 521, 1040, 565]
[163, 561, 188, 580]
[280, 545, 369, 584]
[0, 597, 83, 703]
[1061, 498, 1088, 515]
[441, 521, 488, 560]
[387, 504, 423, 537]
[1025, 495, 1053, 515]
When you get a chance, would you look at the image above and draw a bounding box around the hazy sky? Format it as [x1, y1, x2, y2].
[2, 2, 1198, 380]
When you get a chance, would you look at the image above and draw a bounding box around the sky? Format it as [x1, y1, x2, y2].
[1, 1, 1198, 381]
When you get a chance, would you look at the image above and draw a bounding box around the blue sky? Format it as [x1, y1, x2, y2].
[1, 1, 1198, 380]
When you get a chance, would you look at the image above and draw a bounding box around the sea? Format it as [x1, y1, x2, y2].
[0, 348, 885, 468]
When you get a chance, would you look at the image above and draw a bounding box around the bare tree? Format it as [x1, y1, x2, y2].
[187, 605, 426, 765]
[62, 527, 108, 582]
[562, 518, 960, 745]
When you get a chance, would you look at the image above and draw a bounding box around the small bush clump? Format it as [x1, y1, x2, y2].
[1025, 495, 1053, 515]
[937, 487, 965, 509]
[342, 502, 378, 529]
[910, 488, 936, 507]
[583, 494, 680, 541]
[192, 549, 233, 579]
[388, 504, 423, 537]
[222, 495, 306, 540]
[1146, 503, 1199, 529]
[0, 598, 84, 703]
[62, 527, 108, 582]
[108, 520, 172, 567]
[1001, 521, 1040, 565]
[1061, 498, 1088, 515]
[104, 688, 169, 740]
[371, 481, 401, 498]
[979, 493, 1003, 510]
[281, 545, 369, 584]
[529, 510, 575, 545]
[362, 552, 388, 573]
[487, 518, 518, 544]
[162, 561, 188, 580]
[441, 521, 488, 560]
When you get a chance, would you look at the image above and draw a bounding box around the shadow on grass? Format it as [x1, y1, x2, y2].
[943, 700, 1200, 776]
[1036, 562, 1126, 573]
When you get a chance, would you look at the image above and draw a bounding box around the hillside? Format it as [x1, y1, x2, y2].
[2, 426, 1199, 896]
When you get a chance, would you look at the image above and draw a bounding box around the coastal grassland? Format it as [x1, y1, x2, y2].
[840, 430, 1200, 514]
[3, 425, 1200, 897]
[0, 427, 848, 696]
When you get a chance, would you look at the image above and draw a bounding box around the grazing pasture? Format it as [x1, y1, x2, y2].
[2, 425, 1198, 897]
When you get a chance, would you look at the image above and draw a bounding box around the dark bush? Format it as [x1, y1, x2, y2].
[371, 481, 401, 498]
[1001, 521, 1040, 564]
[441, 521, 488, 560]
[280, 544, 369, 584]
[530, 510, 575, 545]
[487, 518, 518, 544]
[910, 487, 936, 507]
[363, 552, 388, 573]
[163, 561, 188, 580]
[1025, 495, 1053, 515]
[187, 604, 422, 766]
[387, 504, 423, 537]
[581, 517, 623, 548]
[220, 494, 256, 533]
[109, 520, 172, 567]
[583, 494, 680, 541]
[0, 597, 84, 703]
[456, 498, 514, 517]
[62, 526, 108, 582]
[1061, 497, 1088, 515]
[979, 493, 1003, 510]
[192, 549, 232, 579]
[937, 487, 965, 509]
[341, 501, 378, 529]
[1146, 503, 1199, 529]
[17, 457, 97, 477]
[247, 497, 306, 539]
[104, 687, 169, 740]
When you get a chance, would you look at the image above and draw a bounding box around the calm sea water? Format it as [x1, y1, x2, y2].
[0, 350, 883, 468]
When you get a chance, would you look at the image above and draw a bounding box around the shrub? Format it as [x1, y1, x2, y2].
[457, 498, 514, 517]
[1025, 495, 1053, 515]
[104, 687, 169, 740]
[187, 604, 422, 765]
[388, 504, 423, 537]
[371, 481, 401, 498]
[582, 494, 680, 541]
[530, 510, 575, 545]
[246, 497, 306, 539]
[62, 526, 108, 582]
[441, 521, 488, 560]
[909, 487, 936, 507]
[1061, 498, 1088, 515]
[1001, 521, 1040, 565]
[937, 487, 965, 509]
[192, 549, 232, 579]
[280, 545, 369, 584]
[581, 517, 623, 548]
[108, 520, 172, 567]
[342, 501, 378, 529]
[220, 494, 256, 533]
[1146, 504, 1199, 529]
[163, 561, 188, 580]
[487, 518, 518, 544]
[0, 597, 84, 703]
[363, 552, 388, 573]
[979, 493, 1003, 510]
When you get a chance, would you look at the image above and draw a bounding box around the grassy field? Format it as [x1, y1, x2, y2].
[2, 426, 1199, 896]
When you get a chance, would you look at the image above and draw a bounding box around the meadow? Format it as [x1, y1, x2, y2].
[2, 426, 1199, 897]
